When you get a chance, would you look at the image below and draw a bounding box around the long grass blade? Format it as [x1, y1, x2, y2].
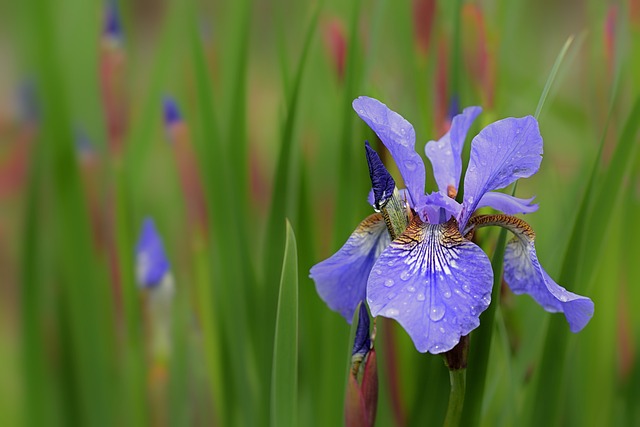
[270, 220, 299, 427]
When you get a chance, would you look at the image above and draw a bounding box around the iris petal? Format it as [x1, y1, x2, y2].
[418, 191, 463, 224]
[503, 230, 594, 333]
[425, 106, 481, 194]
[353, 96, 426, 207]
[467, 214, 594, 332]
[310, 214, 391, 323]
[475, 192, 539, 215]
[460, 116, 543, 228]
[367, 217, 493, 354]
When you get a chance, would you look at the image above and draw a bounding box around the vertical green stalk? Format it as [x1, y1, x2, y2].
[444, 369, 466, 427]
[270, 220, 299, 427]
[29, 0, 117, 424]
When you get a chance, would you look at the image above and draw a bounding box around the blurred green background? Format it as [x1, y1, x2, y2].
[1, 0, 639, 426]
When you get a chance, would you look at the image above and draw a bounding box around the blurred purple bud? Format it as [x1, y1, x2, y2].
[18, 80, 39, 125]
[163, 96, 182, 128]
[136, 218, 170, 288]
[448, 94, 460, 122]
[103, 0, 123, 40]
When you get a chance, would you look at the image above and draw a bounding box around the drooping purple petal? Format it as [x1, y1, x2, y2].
[475, 192, 539, 215]
[503, 227, 594, 333]
[136, 217, 171, 288]
[417, 191, 463, 224]
[425, 106, 481, 195]
[365, 141, 396, 210]
[353, 96, 426, 207]
[460, 116, 543, 228]
[367, 217, 493, 354]
[310, 214, 391, 323]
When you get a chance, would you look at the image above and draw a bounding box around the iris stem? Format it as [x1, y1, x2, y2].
[444, 368, 466, 427]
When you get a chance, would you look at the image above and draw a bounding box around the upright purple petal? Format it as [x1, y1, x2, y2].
[136, 218, 171, 288]
[425, 106, 481, 195]
[503, 226, 594, 332]
[460, 116, 543, 228]
[475, 192, 539, 215]
[310, 214, 391, 323]
[353, 97, 426, 207]
[367, 217, 492, 354]
[418, 191, 463, 224]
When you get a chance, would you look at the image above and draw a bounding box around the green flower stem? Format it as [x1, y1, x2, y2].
[443, 334, 469, 427]
[444, 368, 466, 427]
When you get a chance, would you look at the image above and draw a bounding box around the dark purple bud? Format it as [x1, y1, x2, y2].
[163, 96, 182, 128]
[364, 141, 395, 210]
[352, 303, 371, 357]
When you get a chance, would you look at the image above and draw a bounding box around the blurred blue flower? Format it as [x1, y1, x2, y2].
[311, 96, 594, 354]
[136, 217, 170, 288]
[103, 0, 123, 42]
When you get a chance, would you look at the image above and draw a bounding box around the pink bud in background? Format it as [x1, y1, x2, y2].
[163, 97, 208, 235]
[604, 6, 618, 78]
[322, 18, 347, 83]
[100, 0, 128, 156]
[413, 0, 437, 56]
[462, 4, 494, 109]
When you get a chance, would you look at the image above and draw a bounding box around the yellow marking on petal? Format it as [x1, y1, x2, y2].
[447, 184, 457, 199]
[395, 216, 465, 248]
[466, 214, 536, 241]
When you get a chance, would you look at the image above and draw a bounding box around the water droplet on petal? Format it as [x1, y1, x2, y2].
[384, 279, 395, 288]
[407, 286, 416, 293]
[387, 292, 396, 300]
[385, 308, 399, 317]
[417, 293, 426, 301]
[430, 305, 445, 321]
[405, 160, 416, 171]
[400, 270, 411, 281]
[439, 327, 446, 334]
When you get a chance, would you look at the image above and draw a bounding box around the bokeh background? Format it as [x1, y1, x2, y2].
[1, 0, 639, 426]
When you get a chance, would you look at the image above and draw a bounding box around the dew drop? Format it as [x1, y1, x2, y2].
[400, 270, 411, 281]
[384, 279, 395, 288]
[404, 161, 416, 171]
[385, 308, 399, 317]
[439, 327, 446, 334]
[417, 293, 426, 301]
[407, 286, 416, 293]
[430, 305, 445, 321]
[373, 268, 383, 276]
[462, 284, 471, 293]
[387, 292, 396, 300]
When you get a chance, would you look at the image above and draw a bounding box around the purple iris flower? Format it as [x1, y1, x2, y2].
[311, 96, 594, 354]
[136, 217, 171, 288]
